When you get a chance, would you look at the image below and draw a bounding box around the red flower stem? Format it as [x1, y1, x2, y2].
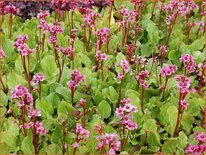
[32, 116, 38, 154]
[21, 105, 27, 137]
[101, 61, 104, 81]
[71, 11, 74, 30]
[158, 2, 163, 30]
[201, 109, 206, 127]
[42, 33, 45, 53]
[21, 56, 31, 91]
[87, 28, 92, 51]
[83, 107, 86, 128]
[166, 13, 178, 46]
[117, 72, 124, 107]
[71, 89, 74, 106]
[173, 93, 182, 137]
[144, 132, 148, 146]
[8, 14, 13, 39]
[121, 125, 126, 151]
[123, 130, 130, 150]
[53, 47, 62, 82]
[141, 85, 145, 114]
[162, 76, 169, 100]
[151, 0, 157, 21]
[108, 1, 113, 28]
[38, 83, 41, 101]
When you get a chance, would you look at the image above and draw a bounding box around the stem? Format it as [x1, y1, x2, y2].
[121, 125, 126, 151]
[21, 56, 31, 91]
[71, 11, 74, 30]
[162, 76, 169, 101]
[8, 14, 13, 39]
[101, 61, 104, 81]
[108, 1, 113, 28]
[123, 130, 130, 150]
[151, 0, 157, 21]
[83, 107, 86, 128]
[201, 109, 206, 127]
[166, 13, 178, 46]
[53, 47, 62, 82]
[38, 83, 41, 101]
[158, 2, 163, 30]
[21, 105, 27, 137]
[141, 86, 145, 114]
[71, 89, 74, 106]
[42, 33, 45, 53]
[117, 76, 124, 106]
[33, 116, 38, 154]
[173, 93, 182, 137]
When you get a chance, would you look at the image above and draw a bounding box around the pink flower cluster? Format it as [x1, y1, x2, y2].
[174, 75, 191, 94]
[11, 85, 33, 105]
[180, 54, 196, 73]
[11, 85, 46, 135]
[14, 35, 34, 56]
[73, 123, 90, 148]
[120, 8, 138, 22]
[37, 11, 50, 34]
[57, 46, 73, 57]
[95, 28, 110, 48]
[115, 98, 138, 131]
[160, 64, 178, 77]
[32, 73, 45, 85]
[82, 9, 99, 28]
[49, 22, 64, 45]
[0, 48, 5, 58]
[68, 70, 86, 91]
[116, 59, 130, 79]
[96, 132, 120, 155]
[136, 70, 149, 89]
[185, 132, 206, 154]
[95, 50, 108, 61]
[3, 5, 20, 15]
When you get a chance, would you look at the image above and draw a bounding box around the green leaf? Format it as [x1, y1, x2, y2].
[47, 144, 62, 154]
[167, 105, 178, 135]
[57, 101, 75, 117]
[36, 100, 54, 118]
[190, 36, 205, 51]
[40, 55, 57, 79]
[97, 100, 111, 119]
[55, 86, 71, 101]
[177, 131, 187, 148]
[148, 131, 161, 149]
[181, 112, 194, 134]
[7, 71, 27, 89]
[141, 43, 153, 57]
[141, 119, 157, 132]
[108, 86, 118, 103]
[21, 136, 35, 154]
[168, 50, 181, 66]
[162, 139, 177, 154]
[1, 132, 17, 150]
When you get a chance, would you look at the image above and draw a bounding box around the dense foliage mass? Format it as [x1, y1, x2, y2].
[0, 0, 206, 154]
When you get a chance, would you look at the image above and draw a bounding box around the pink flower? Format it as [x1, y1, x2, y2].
[180, 54, 196, 73]
[0, 48, 5, 58]
[64, 143, 68, 149]
[95, 50, 108, 61]
[32, 73, 45, 85]
[195, 132, 206, 142]
[73, 141, 79, 149]
[180, 100, 188, 110]
[136, 70, 149, 89]
[14, 35, 34, 57]
[174, 75, 191, 94]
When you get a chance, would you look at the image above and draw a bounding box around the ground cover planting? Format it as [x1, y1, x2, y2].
[0, 0, 206, 154]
